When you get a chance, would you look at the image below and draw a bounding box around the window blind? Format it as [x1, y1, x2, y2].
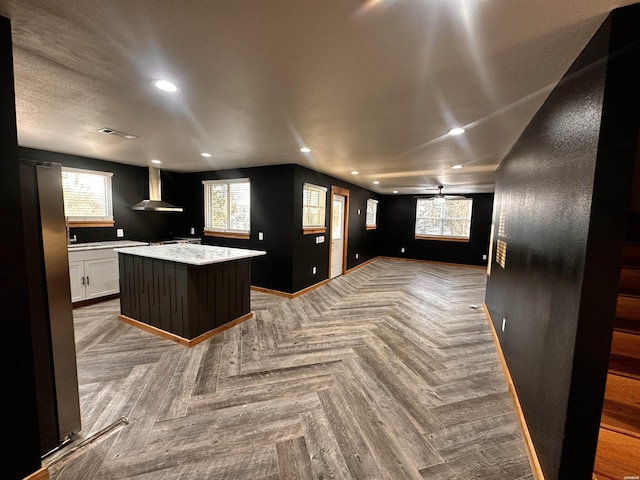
[366, 199, 378, 227]
[415, 197, 473, 239]
[61, 167, 114, 223]
[302, 183, 327, 228]
[203, 178, 250, 234]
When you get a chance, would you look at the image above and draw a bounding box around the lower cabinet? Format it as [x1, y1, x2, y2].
[68, 249, 119, 302]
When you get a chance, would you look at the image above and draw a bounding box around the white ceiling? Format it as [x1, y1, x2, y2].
[0, 0, 636, 194]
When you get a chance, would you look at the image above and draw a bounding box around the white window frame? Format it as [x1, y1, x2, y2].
[202, 178, 251, 238]
[61, 166, 114, 227]
[302, 183, 327, 234]
[415, 197, 473, 242]
[365, 198, 378, 230]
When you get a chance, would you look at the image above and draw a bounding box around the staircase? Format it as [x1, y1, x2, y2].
[593, 219, 640, 480]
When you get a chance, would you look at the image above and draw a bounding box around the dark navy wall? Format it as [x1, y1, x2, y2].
[485, 6, 640, 479]
[378, 192, 493, 266]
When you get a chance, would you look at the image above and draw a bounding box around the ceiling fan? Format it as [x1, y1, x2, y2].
[427, 185, 467, 200]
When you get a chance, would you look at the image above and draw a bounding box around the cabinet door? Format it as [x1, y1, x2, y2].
[68, 260, 86, 302]
[84, 257, 119, 299]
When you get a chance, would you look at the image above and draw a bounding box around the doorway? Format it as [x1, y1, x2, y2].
[330, 186, 349, 279]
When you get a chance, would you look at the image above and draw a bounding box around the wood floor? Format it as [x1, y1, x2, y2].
[46, 258, 533, 480]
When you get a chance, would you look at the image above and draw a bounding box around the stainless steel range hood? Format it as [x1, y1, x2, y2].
[131, 167, 183, 212]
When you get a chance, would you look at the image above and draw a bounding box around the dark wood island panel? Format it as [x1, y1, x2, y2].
[118, 253, 251, 343]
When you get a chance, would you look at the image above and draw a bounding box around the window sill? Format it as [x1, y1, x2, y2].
[67, 221, 115, 228]
[204, 231, 250, 240]
[303, 227, 327, 235]
[366, 225, 377, 230]
[415, 235, 470, 243]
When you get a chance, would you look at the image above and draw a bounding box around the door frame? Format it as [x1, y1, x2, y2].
[329, 186, 350, 278]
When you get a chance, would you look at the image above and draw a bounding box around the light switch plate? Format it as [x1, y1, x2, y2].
[258, 232, 264, 240]
[116, 228, 124, 238]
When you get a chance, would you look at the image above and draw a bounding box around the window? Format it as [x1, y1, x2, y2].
[302, 183, 327, 234]
[365, 199, 378, 229]
[203, 178, 250, 238]
[62, 167, 114, 226]
[415, 197, 473, 241]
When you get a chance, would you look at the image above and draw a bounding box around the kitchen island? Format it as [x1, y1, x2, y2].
[115, 244, 266, 346]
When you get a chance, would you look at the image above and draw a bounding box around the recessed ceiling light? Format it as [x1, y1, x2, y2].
[451, 164, 463, 169]
[373, 181, 380, 185]
[351, 171, 359, 175]
[448, 127, 465, 136]
[393, 190, 398, 194]
[153, 79, 178, 92]
[201, 152, 212, 158]
[151, 159, 162, 164]
[300, 147, 311, 153]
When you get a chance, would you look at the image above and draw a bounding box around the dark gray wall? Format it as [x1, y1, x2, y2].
[485, 6, 640, 479]
[180, 164, 297, 293]
[378, 193, 493, 266]
[180, 164, 381, 294]
[20, 147, 189, 243]
[1, 16, 43, 479]
[292, 165, 381, 293]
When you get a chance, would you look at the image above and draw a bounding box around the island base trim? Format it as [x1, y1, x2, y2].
[118, 312, 254, 348]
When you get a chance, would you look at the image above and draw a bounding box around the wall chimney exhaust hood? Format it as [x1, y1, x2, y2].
[131, 167, 183, 212]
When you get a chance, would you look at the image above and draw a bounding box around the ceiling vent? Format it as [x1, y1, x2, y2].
[97, 127, 138, 140]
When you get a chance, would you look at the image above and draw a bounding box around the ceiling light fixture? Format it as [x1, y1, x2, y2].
[300, 147, 311, 153]
[448, 127, 465, 136]
[151, 159, 162, 164]
[451, 164, 463, 169]
[373, 181, 380, 185]
[351, 171, 359, 175]
[200, 152, 212, 158]
[153, 79, 178, 92]
[393, 190, 398, 194]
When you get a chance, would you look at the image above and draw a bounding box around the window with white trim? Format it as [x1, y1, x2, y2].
[61, 166, 114, 226]
[203, 178, 251, 237]
[415, 197, 473, 241]
[302, 183, 327, 233]
[365, 199, 378, 229]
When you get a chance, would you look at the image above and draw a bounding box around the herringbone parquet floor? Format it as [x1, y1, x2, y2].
[47, 258, 533, 480]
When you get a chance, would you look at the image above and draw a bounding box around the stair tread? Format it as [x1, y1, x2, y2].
[601, 399, 640, 438]
[594, 428, 640, 480]
[603, 374, 640, 437]
[616, 294, 640, 324]
[610, 330, 640, 360]
[609, 355, 640, 380]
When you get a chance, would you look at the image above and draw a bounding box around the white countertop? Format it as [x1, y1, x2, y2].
[114, 243, 266, 265]
[68, 240, 149, 252]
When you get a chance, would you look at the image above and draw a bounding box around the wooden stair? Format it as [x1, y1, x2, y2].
[593, 231, 640, 480]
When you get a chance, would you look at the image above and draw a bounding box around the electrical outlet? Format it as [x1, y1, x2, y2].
[355, 253, 359, 259]
[400, 247, 405, 253]
[316, 236, 325, 244]
[258, 232, 264, 240]
[357, 209, 361, 215]
[116, 228, 124, 238]
[190, 227, 195, 235]
[483, 254, 487, 260]
[502, 318, 506, 332]
[312, 266, 317, 274]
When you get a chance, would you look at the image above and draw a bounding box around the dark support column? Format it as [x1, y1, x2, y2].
[0, 15, 43, 479]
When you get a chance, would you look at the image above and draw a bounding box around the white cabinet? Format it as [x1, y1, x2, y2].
[68, 249, 119, 302]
